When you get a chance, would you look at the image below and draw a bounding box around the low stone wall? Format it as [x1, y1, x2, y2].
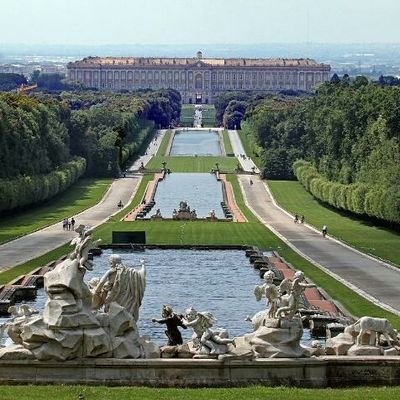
[1, 357, 400, 387]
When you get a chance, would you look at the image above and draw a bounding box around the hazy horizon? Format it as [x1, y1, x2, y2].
[1, 0, 400, 46]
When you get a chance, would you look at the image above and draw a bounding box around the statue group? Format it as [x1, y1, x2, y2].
[172, 200, 197, 220]
[1, 226, 398, 360]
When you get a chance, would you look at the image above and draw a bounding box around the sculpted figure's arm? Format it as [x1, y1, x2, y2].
[183, 316, 200, 327]
[94, 269, 114, 295]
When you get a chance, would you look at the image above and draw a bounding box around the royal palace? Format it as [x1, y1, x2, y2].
[67, 51, 331, 104]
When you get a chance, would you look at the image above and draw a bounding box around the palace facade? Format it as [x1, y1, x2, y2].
[67, 52, 331, 104]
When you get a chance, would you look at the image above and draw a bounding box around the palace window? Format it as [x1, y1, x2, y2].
[195, 73, 203, 89]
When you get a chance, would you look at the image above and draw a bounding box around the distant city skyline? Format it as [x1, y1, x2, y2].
[1, 0, 400, 45]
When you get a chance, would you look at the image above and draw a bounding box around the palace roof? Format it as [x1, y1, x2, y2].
[68, 55, 329, 69]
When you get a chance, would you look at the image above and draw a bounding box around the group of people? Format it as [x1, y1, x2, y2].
[293, 214, 305, 224]
[62, 217, 75, 231]
[294, 214, 328, 236]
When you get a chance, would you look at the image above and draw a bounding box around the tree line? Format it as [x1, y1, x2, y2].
[0, 89, 181, 213]
[215, 79, 400, 225]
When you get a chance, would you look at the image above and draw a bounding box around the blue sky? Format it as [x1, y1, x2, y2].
[0, 0, 399, 45]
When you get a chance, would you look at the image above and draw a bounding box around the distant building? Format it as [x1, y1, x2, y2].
[67, 51, 331, 104]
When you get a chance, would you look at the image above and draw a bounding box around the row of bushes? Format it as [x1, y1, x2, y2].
[293, 160, 400, 224]
[120, 122, 155, 166]
[0, 157, 86, 213]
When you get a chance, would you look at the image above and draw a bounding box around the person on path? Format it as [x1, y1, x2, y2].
[71, 217, 75, 231]
[294, 214, 299, 223]
[300, 215, 305, 224]
[62, 218, 67, 230]
[322, 225, 328, 237]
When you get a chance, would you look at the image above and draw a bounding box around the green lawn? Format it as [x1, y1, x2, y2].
[1, 385, 400, 400]
[201, 104, 216, 127]
[146, 156, 238, 172]
[179, 104, 216, 127]
[156, 130, 172, 156]
[180, 104, 194, 126]
[222, 129, 234, 155]
[268, 180, 400, 266]
[0, 178, 111, 245]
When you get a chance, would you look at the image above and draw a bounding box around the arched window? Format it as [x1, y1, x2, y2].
[195, 73, 203, 89]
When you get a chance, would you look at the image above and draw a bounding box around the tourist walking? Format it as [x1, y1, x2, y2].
[71, 217, 75, 231]
[294, 214, 299, 223]
[322, 225, 328, 237]
[62, 218, 67, 230]
[300, 215, 305, 224]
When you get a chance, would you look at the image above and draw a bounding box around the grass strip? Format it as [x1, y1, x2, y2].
[1, 385, 400, 400]
[146, 156, 238, 173]
[0, 179, 111, 245]
[268, 180, 400, 267]
[222, 129, 234, 155]
[155, 130, 172, 156]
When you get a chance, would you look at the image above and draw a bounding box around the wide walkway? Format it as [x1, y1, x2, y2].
[228, 130, 260, 173]
[0, 130, 166, 272]
[238, 174, 400, 314]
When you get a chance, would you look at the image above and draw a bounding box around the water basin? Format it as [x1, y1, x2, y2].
[153, 173, 224, 218]
[170, 130, 221, 156]
[0, 249, 312, 347]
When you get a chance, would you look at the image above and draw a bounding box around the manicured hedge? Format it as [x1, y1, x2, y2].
[0, 157, 86, 213]
[293, 160, 400, 224]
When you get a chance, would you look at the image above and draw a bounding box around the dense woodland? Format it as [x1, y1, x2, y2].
[0, 89, 181, 213]
[0, 73, 27, 91]
[229, 80, 400, 224]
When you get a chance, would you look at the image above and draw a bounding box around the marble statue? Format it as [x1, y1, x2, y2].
[183, 307, 235, 355]
[152, 304, 187, 346]
[92, 254, 146, 320]
[0, 226, 157, 361]
[254, 270, 279, 319]
[151, 208, 163, 220]
[241, 271, 314, 358]
[173, 201, 197, 220]
[276, 271, 315, 319]
[326, 316, 400, 356]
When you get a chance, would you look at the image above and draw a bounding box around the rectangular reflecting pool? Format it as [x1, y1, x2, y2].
[170, 129, 221, 156]
[0, 249, 312, 347]
[153, 173, 224, 218]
